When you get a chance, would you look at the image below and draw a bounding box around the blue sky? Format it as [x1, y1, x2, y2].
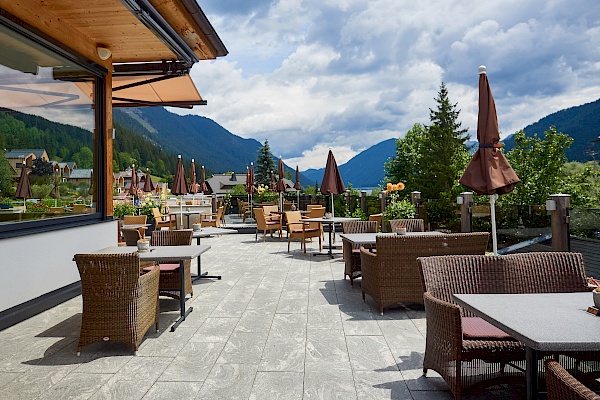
[171, 0, 600, 170]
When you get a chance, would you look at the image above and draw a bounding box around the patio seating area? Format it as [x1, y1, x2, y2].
[0, 232, 536, 399]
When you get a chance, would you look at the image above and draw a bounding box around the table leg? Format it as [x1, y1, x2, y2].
[328, 224, 333, 258]
[526, 347, 539, 400]
[191, 236, 221, 281]
[170, 259, 193, 332]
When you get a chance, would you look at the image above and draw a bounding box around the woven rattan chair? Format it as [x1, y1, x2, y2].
[360, 232, 489, 314]
[389, 218, 424, 232]
[341, 220, 378, 285]
[123, 215, 147, 225]
[418, 252, 590, 399]
[121, 228, 142, 245]
[285, 211, 322, 253]
[73, 253, 160, 355]
[545, 359, 600, 400]
[255, 208, 282, 241]
[148, 229, 194, 300]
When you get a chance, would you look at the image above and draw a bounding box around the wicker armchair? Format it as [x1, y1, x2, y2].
[545, 359, 600, 400]
[389, 218, 424, 232]
[121, 228, 142, 246]
[285, 211, 322, 253]
[254, 208, 282, 241]
[360, 232, 489, 314]
[123, 215, 147, 225]
[341, 220, 378, 285]
[73, 253, 160, 355]
[148, 229, 194, 300]
[418, 252, 590, 399]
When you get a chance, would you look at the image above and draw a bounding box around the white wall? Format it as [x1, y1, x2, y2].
[0, 220, 118, 312]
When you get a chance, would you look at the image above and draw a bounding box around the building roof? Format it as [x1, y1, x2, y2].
[5, 149, 46, 159]
[68, 168, 93, 179]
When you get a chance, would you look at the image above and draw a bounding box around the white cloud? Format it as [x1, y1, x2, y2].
[177, 0, 600, 171]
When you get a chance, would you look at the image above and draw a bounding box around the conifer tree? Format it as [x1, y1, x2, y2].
[255, 140, 275, 187]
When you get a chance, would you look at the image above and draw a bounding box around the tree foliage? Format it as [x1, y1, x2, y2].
[0, 150, 14, 198]
[255, 140, 275, 186]
[385, 83, 470, 199]
[502, 127, 573, 205]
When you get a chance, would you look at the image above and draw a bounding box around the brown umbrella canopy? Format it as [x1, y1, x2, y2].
[276, 157, 286, 192]
[15, 165, 32, 201]
[459, 66, 520, 195]
[270, 171, 276, 191]
[128, 165, 139, 196]
[171, 155, 188, 196]
[200, 165, 211, 194]
[320, 149, 345, 195]
[143, 169, 154, 192]
[294, 166, 302, 191]
[188, 159, 200, 194]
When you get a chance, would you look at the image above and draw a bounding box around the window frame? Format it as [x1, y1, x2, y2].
[0, 10, 110, 240]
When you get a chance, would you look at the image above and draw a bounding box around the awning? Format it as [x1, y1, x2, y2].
[111, 74, 206, 108]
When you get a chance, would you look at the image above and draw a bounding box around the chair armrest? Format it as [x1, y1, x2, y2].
[423, 291, 462, 361]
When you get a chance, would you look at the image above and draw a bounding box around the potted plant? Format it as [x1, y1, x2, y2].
[0, 198, 11, 209]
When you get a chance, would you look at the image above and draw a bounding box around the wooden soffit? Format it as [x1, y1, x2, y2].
[0, 0, 225, 64]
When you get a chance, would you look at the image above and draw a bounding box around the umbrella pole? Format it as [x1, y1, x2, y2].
[331, 195, 335, 218]
[490, 194, 498, 255]
[180, 196, 183, 228]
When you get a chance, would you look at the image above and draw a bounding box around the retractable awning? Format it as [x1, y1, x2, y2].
[111, 74, 206, 108]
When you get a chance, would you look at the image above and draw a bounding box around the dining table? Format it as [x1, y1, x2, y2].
[303, 216, 359, 258]
[191, 227, 236, 281]
[453, 292, 600, 400]
[340, 231, 446, 247]
[89, 244, 211, 332]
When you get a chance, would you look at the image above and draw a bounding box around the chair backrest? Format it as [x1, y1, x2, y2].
[123, 215, 147, 225]
[152, 207, 164, 222]
[307, 207, 325, 230]
[73, 204, 87, 213]
[254, 208, 268, 230]
[342, 220, 378, 234]
[263, 205, 278, 217]
[418, 251, 588, 310]
[215, 206, 224, 226]
[306, 204, 324, 211]
[368, 213, 383, 232]
[285, 211, 302, 228]
[389, 218, 424, 232]
[121, 228, 142, 246]
[150, 229, 193, 246]
[545, 359, 600, 400]
[74, 253, 141, 294]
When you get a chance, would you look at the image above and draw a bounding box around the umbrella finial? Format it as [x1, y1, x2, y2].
[479, 65, 487, 74]
[191, 158, 194, 162]
[178, 154, 181, 159]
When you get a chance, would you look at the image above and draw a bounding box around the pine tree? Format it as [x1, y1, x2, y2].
[417, 82, 470, 198]
[255, 140, 275, 187]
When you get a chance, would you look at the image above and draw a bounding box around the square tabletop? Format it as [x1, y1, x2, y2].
[340, 231, 445, 246]
[89, 245, 211, 262]
[453, 292, 600, 352]
[303, 217, 359, 224]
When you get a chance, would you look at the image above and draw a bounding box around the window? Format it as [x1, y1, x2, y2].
[0, 18, 106, 235]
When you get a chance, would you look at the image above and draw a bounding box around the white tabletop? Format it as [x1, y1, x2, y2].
[340, 231, 445, 245]
[88, 245, 211, 262]
[303, 217, 359, 224]
[453, 292, 600, 352]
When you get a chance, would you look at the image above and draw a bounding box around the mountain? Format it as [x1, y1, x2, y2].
[502, 98, 600, 161]
[302, 138, 397, 188]
[114, 108, 312, 186]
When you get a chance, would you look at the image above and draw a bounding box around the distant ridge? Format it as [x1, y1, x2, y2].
[502, 98, 600, 161]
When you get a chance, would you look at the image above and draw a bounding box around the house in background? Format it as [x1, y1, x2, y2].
[208, 172, 298, 195]
[4, 149, 49, 174]
[67, 168, 93, 186]
[53, 161, 77, 178]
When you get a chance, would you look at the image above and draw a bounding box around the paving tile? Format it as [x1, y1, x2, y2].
[196, 363, 258, 400]
[305, 330, 349, 363]
[249, 371, 303, 400]
[40, 372, 112, 400]
[269, 314, 307, 338]
[259, 336, 305, 372]
[234, 310, 274, 333]
[346, 336, 398, 372]
[189, 317, 239, 343]
[141, 381, 202, 400]
[158, 341, 225, 382]
[304, 361, 356, 399]
[353, 370, 413, 400]
[217, 331, 268, 364]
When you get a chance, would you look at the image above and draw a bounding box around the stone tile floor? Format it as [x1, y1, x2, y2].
[0, 233, 526, 399]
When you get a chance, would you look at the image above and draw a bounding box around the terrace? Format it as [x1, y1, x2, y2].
[0, 232, 524, 399]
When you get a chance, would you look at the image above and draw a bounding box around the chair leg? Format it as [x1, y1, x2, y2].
[287, 237, 291, 252]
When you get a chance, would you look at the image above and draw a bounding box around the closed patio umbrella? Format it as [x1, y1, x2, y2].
[15, 163, 32, 207]
[320, 149, 346, 217]
[188, 159, 200, 195]
[128, 165, 139, 198]
[459, 65, 520, 254]
[200, 165, 210, 194]
[294, 165, 302, 209]
[276, 157, 286, 211]
[143, 169, 154, 193]
[172, 155, 188, 226]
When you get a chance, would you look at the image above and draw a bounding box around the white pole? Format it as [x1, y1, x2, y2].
[490, 194, 498, 255]
[331, 195, 335, 218]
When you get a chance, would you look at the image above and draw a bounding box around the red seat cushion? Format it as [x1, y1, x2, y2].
[462, 317, 512, 339]
[143, 263, 179, 272]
